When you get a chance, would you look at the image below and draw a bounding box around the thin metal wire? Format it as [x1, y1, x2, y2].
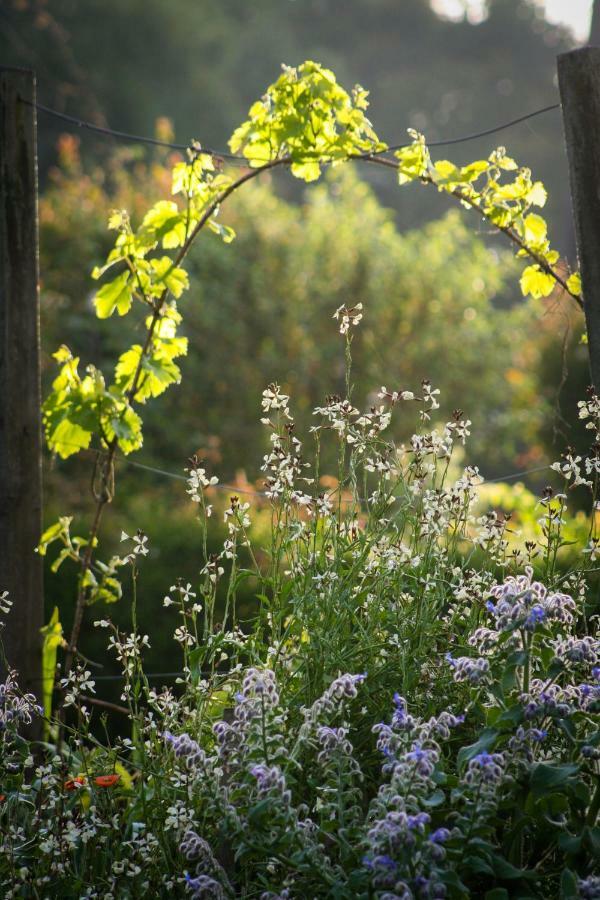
[485, 463, 551, 484]
[26, 99, 242, 160]
[27, 97, 561, 164]
[385, 103, 560, 153]
[49, 440, 553, 497]
[106, 449, 554, 496]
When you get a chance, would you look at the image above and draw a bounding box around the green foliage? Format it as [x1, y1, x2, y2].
[40, 606, 63, 732]
[114, 312, 188, 403]
[395, 137, 579, 303]
[42, 345, 143, 458]
[230, 60, 385, 179]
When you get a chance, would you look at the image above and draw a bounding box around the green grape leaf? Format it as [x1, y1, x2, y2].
[115, 338, 187, 404]
[207, 219, 236, 243]
[395, 136, 429, 185]
[149, 257, 189, 298]
[520, 264, 556, 299]
[138, 200, 187, 249]
[37, 517, 73, 556]
[567, 272, 582, 297]
[229, 60, 386, 181]
[102, 399, 143, 454]
[522, 212, 547, 246]
[93, 270, 133, 318]
[40, 606, 63, 736]
[42, 353, 101, 458]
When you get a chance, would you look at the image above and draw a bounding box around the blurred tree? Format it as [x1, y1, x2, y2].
[591, 0, 600, 44]
[0, 0, 578, 246]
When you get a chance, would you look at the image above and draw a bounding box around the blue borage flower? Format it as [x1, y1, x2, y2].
[485, 566, 576, 634]
[163, 730, 206, 769]
[446, 652, 489, 684]
[184, 871, 226, 899]
[464, 750, 505, 786]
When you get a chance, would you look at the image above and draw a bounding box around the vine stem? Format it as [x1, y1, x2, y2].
[61, 157, 285, 688]
[359, 154, 584, 310]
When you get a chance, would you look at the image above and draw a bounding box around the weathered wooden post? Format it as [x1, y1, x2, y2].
[558, 48, 600, 388]
[0, 67, 44, 720]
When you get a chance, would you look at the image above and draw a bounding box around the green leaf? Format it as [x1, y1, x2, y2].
[40, 607, 63, 737]
[37, 517, 72, 556]
[42, 353, 107, 458]
[520, 264, 555, 299]
[139, 200, 187, 249]
[530, 763, 579, 797]
[558, 832, 582, 855]
[396, 138, 429, 184]
[522, 213, 547, 246]
[229, 60, 385, 180]
[490, 854, 536, 880]
[114, 330, 188, 404]
[290, 160, 322, 182]
[247, 798, 273, 826]
[103, 400, 143, 455]
[527, 181, 547, 207]
[421, 789, 445, 807]
[560, 868, 579, 900]
[207, 219, 236, 243]
[149, 257, 189, 298]
[567, 272, 582, 297]
[457, 728, 499, 768]
[93, 270, 133, 318]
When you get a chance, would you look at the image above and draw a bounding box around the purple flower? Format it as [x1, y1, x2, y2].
[524, 605, 546, 630]
[429, 828, 450, 844]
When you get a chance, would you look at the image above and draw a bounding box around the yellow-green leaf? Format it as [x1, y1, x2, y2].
[520, 264, 555, 299]
[40, 607, 63, 736]
[567, 272, 582, 297]
[93, 271, 133, 319]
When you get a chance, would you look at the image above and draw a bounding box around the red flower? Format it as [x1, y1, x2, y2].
[0, 794, 5, 803]
[64, 776, 86, 791]
[94, 774, 120, 788]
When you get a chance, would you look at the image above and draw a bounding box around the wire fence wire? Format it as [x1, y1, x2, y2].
[52, 438, 554, 499]
[27, 97, 561, 164]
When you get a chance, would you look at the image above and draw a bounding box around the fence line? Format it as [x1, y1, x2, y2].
[52, 438, 553, 499]
[118, 455, 553, 492]
[27, 98, 561, 164]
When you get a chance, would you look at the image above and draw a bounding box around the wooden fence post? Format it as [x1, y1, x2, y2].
[558, 48, 600, 388]
[0, 67, 44, 719]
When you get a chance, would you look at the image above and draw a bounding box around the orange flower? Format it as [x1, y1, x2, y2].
[94, 774, 120, 788]
[64, 776, 86, 791]
[0, 794, 5, 803]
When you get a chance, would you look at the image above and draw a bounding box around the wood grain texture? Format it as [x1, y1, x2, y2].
[0, 67, 44, 720]
[558, 48, 600, 388]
